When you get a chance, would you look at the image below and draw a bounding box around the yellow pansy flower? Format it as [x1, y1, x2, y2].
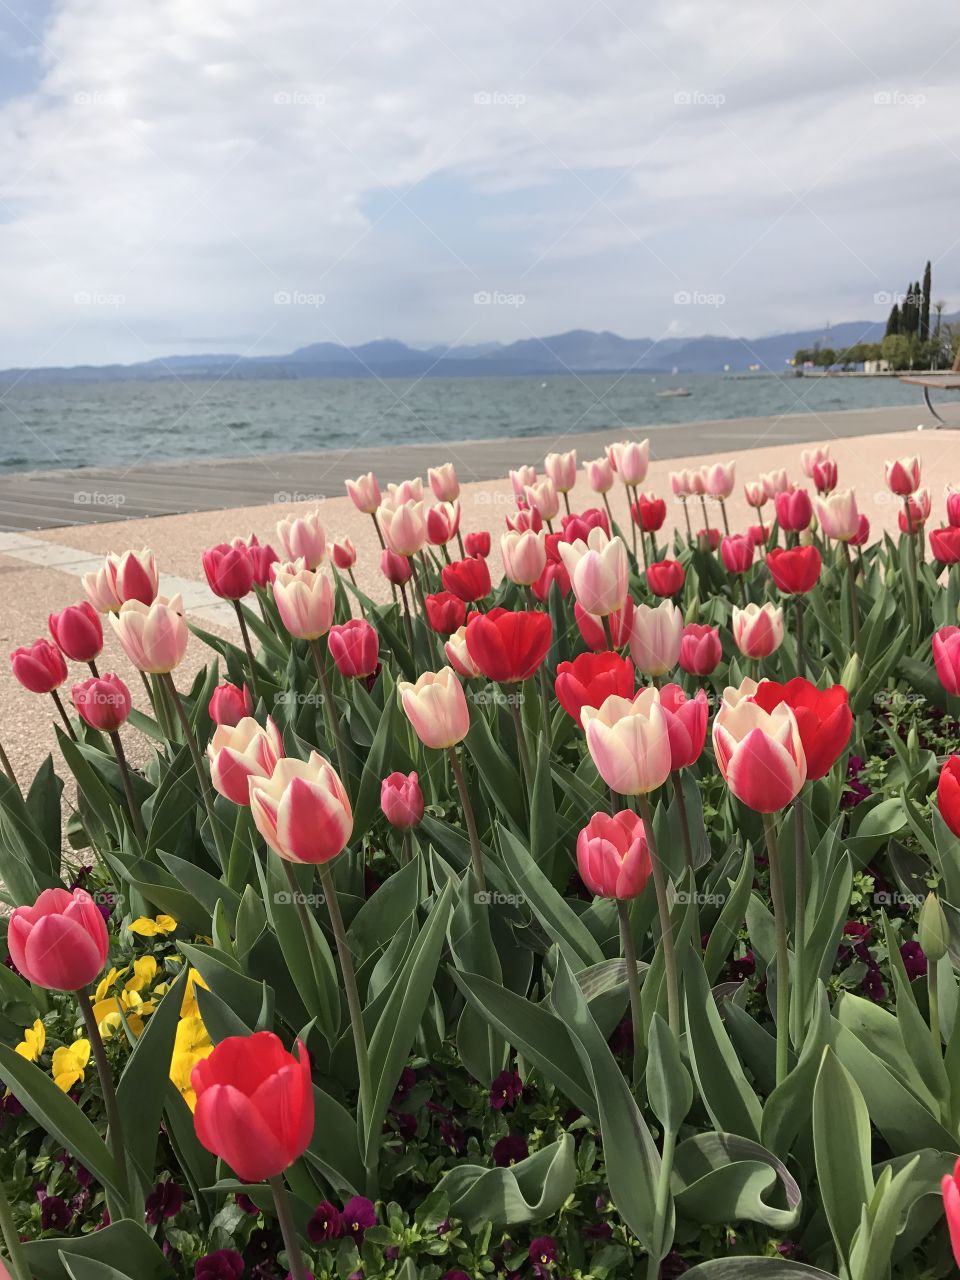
[128, 915, 177, 937]
[169, 1015, 213, 1112]
[92, 989, 155, 1039]
[52, 1040, 90, 1092]
[15, 1019, 45, 1062]
[94, 967, 128, 1002]
[125, 956, 158, 993]
[179, 968, 209, 1020]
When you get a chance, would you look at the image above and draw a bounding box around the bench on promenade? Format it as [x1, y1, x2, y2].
[900, 374, 960, 426]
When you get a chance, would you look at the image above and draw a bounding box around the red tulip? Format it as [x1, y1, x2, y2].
[774, 488, 812, 532]
[941, 1156, 960, 1268]
[380, 549, 412, 586]
[849, 513, 870, 547]
[209, 681, 254, 727]
[465, 608, 552, 683]
[938, 757, 960, 838]
[560, 509, 609, 544]
[380, 771, 424, 829]
[554, 651, 634, 726]
[899, 492, 930, 535]
[947, 491, 960, 529]
[576, 810, 651, 899]
[192, 1032, 314, 1182]
[885, 455, 920, 497]
[746, 524, 767, 548]
[426, 502, 460, 546]
[532, 560, 571, 601]
[658, 684, 708, 769]
[465, 531, 491, 558]
[331, 537, 357, 570]
[766, 545, 822, 594]
[646, 559, 685, 597]
[696, 528, 722, 551]
[632, 493, 667, 532]
[10, 639, 68, 694]
[752, 677, 852, 780]
[49, 602, 103, 663]
[241, 536, 279, 587]
[574, 598, 634, 651]
[328, 619, 379, 677]
[72, 673, 132, 732]
[720, 534, 754, 575]
[425, 592, 467, 636]
[934, 627, 960, 696]
[930, 527, 960, 565]
[812, 458, 837, 494]
[7, 888, 109, 991]
[202, 542, 255, 600]
[679, 623, 722, 675]
[442, 556, 491, 603]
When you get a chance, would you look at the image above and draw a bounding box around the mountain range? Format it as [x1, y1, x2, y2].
[0, 318, 927, 385]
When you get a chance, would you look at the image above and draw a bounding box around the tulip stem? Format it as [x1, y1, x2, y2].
[843, 543, 860, 655]
[601, 492, 615, 533]
[719, 498, 731, 538]
[397, 581, 417, 656]
[794, 598, 805, 678]
[309, 638, 351, 786]
[792, 794, 806, 1049]
[232, 600, 263, 705]
[77, 988, 130, 1208]
[617, 899, 643, 1086]
[698, 496, 710, 547]
[761, 811, 790, 1086]
[637, 795, 680, 1037]
[671, 771, 695, 879]
[161, 673, 228, 866]
[627, 487, 639, 560]
[87, 658, 100, 678]
[902, 498, 921, 642]
[647, 1126, 677, 1280]
[108, 730, 146, 840]
[51, 689, 76, 739]
[0, 1177, 29, 1280]
[318, 864, 376, 1193]
[268, 1175, 311, 1280]
[448, 747, 486, 892]
[681, 497, 693, 545]
[929, 959, 941, 1054]
[507, 684, 532, 789]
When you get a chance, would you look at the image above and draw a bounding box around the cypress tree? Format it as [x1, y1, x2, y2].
[921, 260, 932, 339]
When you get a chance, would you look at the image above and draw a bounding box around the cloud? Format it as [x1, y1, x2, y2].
[0, 0, 958, 365]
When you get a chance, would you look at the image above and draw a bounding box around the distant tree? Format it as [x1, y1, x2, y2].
[881, 333, 913, 370]
[921, 261, 932, 339]
[886, 303, 901, 336]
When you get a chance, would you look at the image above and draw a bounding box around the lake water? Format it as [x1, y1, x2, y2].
[0, 372, 925, 474]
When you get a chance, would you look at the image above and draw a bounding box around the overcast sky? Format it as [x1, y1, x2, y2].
[1, 0, 959, 368]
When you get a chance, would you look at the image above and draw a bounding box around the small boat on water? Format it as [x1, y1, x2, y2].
[656, 387, 692, 398]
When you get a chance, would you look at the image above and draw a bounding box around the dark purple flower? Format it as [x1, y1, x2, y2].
[39, 1193, 71, 1232]
[726, 950, 755, 981]
[307, 1201, 342, 1243]
[660, 1251, 690, 1278]
[236, 1193, 259, 1215]
[901, 941, 928, 981]
[861, 962, 887, 1003]
[246, 1228, 277, 1265]
[492, 1134, 529, 1167]
[489, 1069, 523, 1111]
[72, 1188, 91, 1215]
[843, 921, 871, 942]
[529, 1236, 557, 1275]
[609, 1014, 633, 1056]
[196, 1250, 245, 1280]
[342, 1196, 377, 1242]
[393, 1066, 416, 1103]
[584, 1221, 613, 1240]
[443, 1272, 471, 1280]
[75, 1165, 92, 1188]
[390, 1110, 417, 1140]
[145, 1180, 184, 1225]
[439, 1118, 466, 1153]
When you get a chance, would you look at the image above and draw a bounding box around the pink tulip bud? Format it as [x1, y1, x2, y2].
[812, 458, 838, 494]
[670, 469, 693, 498]
[947, 490, 960, 529]
[380, 771, 424, 829]
[586, 456, 614, 493]
[934, 627, 960, 696]
[658, 684, 708, 769]
[346, 472, 382, 514]
[387, 477, 424, 504]
[426, 501, 461, 546]
[815, 489, 860, 542]
[72, 673, 132, 732]
[272, 566, 334, 640]
[800, 445, 830, 479]
[510, 466, 537, 500]
[8, 888, 109, 991]
[208, 716, 284, 806]
[705, 460, 736, 499]
[581, 688, 672, 795]
[332, 537, 357, 570]
[398, 667, 471, 749]
[524, 478, 560, 522]
[732, 602, 784, 659]
[774, 488, 813, 532]
[506, 504, 543, 534]
[558, 529, 629, 616]
[761, 469, 790, 499]
[444, 625, 480, 678]
[720, 534, 754, 575]
[712, 698, 806, 812]
[202, 542, 255, 600]
[576, 810, 651, 899]
[428, 463, 460, 502]
[849, 513, 870, 546]
[48, 602, 103, 663]
[679, 623, 722, 675]
[628, 600, 682, 676]
[743, 481, 767, 508]
[380, 548, 413, 585]
[239, 535, 279, 587]
[885, 455, 921, 497]
[380, 500, 427, 556]
[209, 681, 254, 726]
[249, 752, 352, 863]
[109, 595, 188, 673]
[501, 530, 547, 586]
[11, 638, 68, 693]
[276, 511, 326, 569]
[610, 440, 650, 486]
[544, 450, 577, 493]
[328, 619, 379, 678]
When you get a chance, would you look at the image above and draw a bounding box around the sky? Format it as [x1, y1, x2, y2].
[0, 0, 959, 368]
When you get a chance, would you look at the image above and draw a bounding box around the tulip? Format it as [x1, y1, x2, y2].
[444, 625, 480, 678]
[466, 609, 553, 684]
[208, 716, 285, 806]
[774, 488, 812, 532]
[112, 549, 160, 605]
[705, 461, 736, 500]
[720, 534, 754, 575]
[248, 751, 352, 862]
[586, 456, 614, 493]
[850, 513, 870, 546]
[381, 771, 424, 829]
[752, 677, 852, 780]
[243, 535, 279, 587]
[697, 528, 722, 551]
[533, 561, 573, 606]
[331, 537, 357, 570]
[938, 756, 960, 838]
[732, 602, 784, 660]
[202, 542, 255, 600]
[208, 682, 254, 727]
[558, 529, 629, 617]
[398, 667, 471, 749]
[712, 698, 806, 813]
[747, 524, 768, 547]
[8, 888, 108, 991]
[942, 1158, 960, 1269]
[380, 548, 413, 585]
[610, 440, 649, 486]
[575, 597, 634, 652]
[328, 619, 379, 678]
[426, 501, 461, 546]
[633, 493, 667, 532]
[812, 458, 837, 494]
[658, 684, 708, 770]
[379, 501, 426, 556]
[646, 558, 685, 597]
[387, 478, 423, 504]
[109, 594, 188, 673]
[501, 530, 547, 586]
[81, 563, 124, 612]
[885, 455, 921, 496]
[899, 488, 931, 534]
[524, 478, 560, 522]
[10, 639, 68, 693]
[744, 481, 767, 508]
[766, 546, 822, 594]
[814, 489, 860, 542]
[192, 1032, 314, 1182]
[425, 592, 467, 636]
[554, 651, 635, 726]
[560, 508, 609, 544]
[761, 469, 790, 499]
[948, 490, 960, 529]
[465, 530, 491, 558]
[428, 463, 460, 502]
[442, 555, 491, 602]
[506, 504, 543, 534]
[581, 688, 671, 795]
[679, 623, 722, 676]
[345, 472, 381, 514]
[629, 599, 682, 676]
[272, 567, 334, 640]
[800, 445, 830, 478]
[49, 602, 103, 664]
[544, 450, 577, 494]
[670, 470, 692, 499]
[576, 810, 651, 899]
[72, 673, 132, 733]
[509, 465, 537, 501]
[721, 675, 760, 708]
[933, 627, 960, 695]
[931, 527, 960, 564]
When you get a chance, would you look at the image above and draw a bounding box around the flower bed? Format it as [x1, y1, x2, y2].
[2, 444, 960, 1279]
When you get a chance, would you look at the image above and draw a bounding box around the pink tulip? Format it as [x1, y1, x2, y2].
[743, 481, 767, 508]
[658, 684, 708, 769]
[800, 445, 830, 479]
[670, 469, 693, 498]
[934, 627, 960, 696]
[720, 534, 754, 575]
[328, 619, 379, 678]
[941, 1157, 960, 1269]
[510, 466, 537, 501]
[506, 505, 543, 534]
[885, 455, 921, 497]
[812, 458, 837, 494]
[557, 529, 629, 616]
[428, 463, 460, 502]
[209, 682, 254, 727]
[815, 489, 860, 542]
[524, 478, 560, 522]
[426, 501, 461, 546]
[276, 510, 326, 569]
[8, 888, 109, 991]
[380, 771, 424, 829]
[10, 639, 68, 693]
[628, 599, 683, 677]
[732, 602, 784, 659]
[712, 698, 806, 812]
[332, 537, 357, 570]
[109, 595, 188, 673]
[586, 456, 614, 493]
[947, 490, 960, 529]
[774, 488, 812, 532]
[760, 469, 790, 499]
[398, 667, 471, 749]
[345, 472, 381, 514]
[705, 460, 736, 499]
[249, 752, 353, 864]
[850, 513, 870, 546]
[208, 716, 284, 806]
[49, 602, 103, 663]
[679, 623, 722, 676]
[380, 500, 427, 556]
[272, 566, 335, 640]
[444, 625, 480, 678]
[386, 477, 424, 504]
[544, 450, 577, 493]
[381, 548, 413, 585]
[72, 673, 132, 732]
[240, 535, 279, 587]
[202, 542, 255, 600]
[501, 530, 547, 586]
[576, 810, 651, 899]
[83, 549, 158, 611]
[610, 440, 649, 486]
[581, 688, 672, 795]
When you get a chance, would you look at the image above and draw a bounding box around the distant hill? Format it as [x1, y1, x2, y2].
[0, 317, 949, 385]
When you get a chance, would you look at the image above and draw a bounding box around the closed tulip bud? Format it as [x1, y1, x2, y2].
[345, 472, 381, 513]
[272, 566, 334, 640]
[8, 888, 109, 991]
[839, 650, 860, 695]
[679, 623, 722, 676]
[242, 535, 279, 587]
[444, 625, 480, 678]
[720, 534, 754, 575]
[812, 458, 838, 494]
[689, 468, 708, 496]
[947, 490, 960, 529]
[425, 591, 467, 636]
[586, 456, 614, 493]
[933, 626, 960, 695]
[815, 489, 860, 542]
[399, 666, 471, 749]
[931, 527, 960, 564]
[670, 469, 692, 498]
[633, 493, 667, 532]
[942, 1158, 960, 1269]
[524, 478, 560, 521]
[610, 439, 650, 486]
[761, 469, 790, 499]
[380, 770, 424, 829]
[577, 810, 652, 899]
[465, 530, 491, 558]
[331, 537, 357, 570]
[646, 558, 685, 598]
[380, 548, 413, 585]
[380, 500, 427, 556]
[919, 892, 949, 962]
[208, 716, 284, 806]
[899, 489, 931, 534]
[11, 639, 68, 694]
[72, 672, 132, 732]
[501, 529, 547, 586]
[209, 681, 253, 727]
[510, 465, 537, 500]
[276, 511, 326, 569]
[555, 651, 635, 726]
[328, 619, 379, 677]
[442, 555, 491, 602]
[428, 463, 460, 502]
[938, 756, 960, 837]
[658, 683, 709, 769]
[747, 524, 768, 547]
[581, 688, 672, 795]
[112, 549, 160, 605]
[506, 504, 543, 534]
[800, 445, 830, 478]
[558, 529, 629, 617]
[192, 1032, 314, 1182]
[849, 512, 870, 546]
[544, 449, 577, 493]
[705, 460, 736, 499]
[732, 602, 784, 659]
[774, 487, 813, 532]
[387, 477, 423, 504]
[712, 698, 806, 812]
[766, 545, 822, 594]
[426, 501, 461, 546]
[560, 508, 609, 544]
[885, 455, 921, 496]
[249, 751, 352, 863]
[465, 608, 553, 683]
[109, 595, 188, 673]
[81, 563, 123, 612]
[575, 597, 633, 651]
[743, 480, 767, 508]
[202, 542, 255, 600]
[48, 602, 103, 663]
[697, 527, 722, 551]
[629, 599, 682, 676]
